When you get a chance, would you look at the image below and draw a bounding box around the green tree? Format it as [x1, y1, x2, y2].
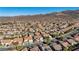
[44, 36, 51, 45]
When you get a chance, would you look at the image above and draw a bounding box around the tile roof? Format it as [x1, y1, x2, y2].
[67, 39, 77, 45]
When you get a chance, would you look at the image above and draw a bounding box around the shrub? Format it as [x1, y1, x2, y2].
[16, 45, 24, 51]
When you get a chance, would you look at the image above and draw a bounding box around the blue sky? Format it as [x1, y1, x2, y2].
[0, 7, 79, 16]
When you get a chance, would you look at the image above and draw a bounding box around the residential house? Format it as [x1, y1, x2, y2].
[59, 41, 70, 49]
[50, 43, 62, 51]
[23, 35, 33, 48]
[74, 34, 79, 42]
[66, 39, 77, 46]
[30, 45, 40, 51]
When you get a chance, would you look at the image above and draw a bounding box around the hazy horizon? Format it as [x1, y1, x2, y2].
[0, 7, 79, 16]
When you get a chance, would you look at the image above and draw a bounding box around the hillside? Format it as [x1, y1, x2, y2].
[0, 10, 79, 23]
